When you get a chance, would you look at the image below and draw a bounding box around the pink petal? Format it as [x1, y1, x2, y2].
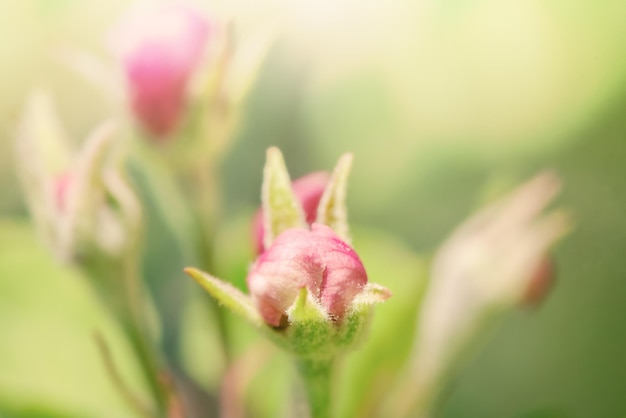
[247, 223, 367, 326]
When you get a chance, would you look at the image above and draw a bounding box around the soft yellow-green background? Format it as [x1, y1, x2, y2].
[1, 0, 626, 417]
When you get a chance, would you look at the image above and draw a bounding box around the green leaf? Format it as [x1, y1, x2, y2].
[184, 267, 263, 328]
[336, 227, 428, 418]
[0, 219, 148, 417]
[261, 147, 306, 248]
[316, 153, 353, 243]
[517, 407, 571, 418]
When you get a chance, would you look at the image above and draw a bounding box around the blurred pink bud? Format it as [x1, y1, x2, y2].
[110, 4, 210, 138]
[247, 223, 367, 327]
[53, 171, 74, 213]
[521, 257, 554, 307]
[253, 171, 330, 254]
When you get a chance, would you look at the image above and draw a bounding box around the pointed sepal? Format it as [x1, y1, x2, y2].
[287, 287, 329, 323]
[184, 267, 264, 328]
[351, 283, 392, 310]
[16, 91, 73, 177]
[58, 120, 119, 260]
[316, 153, 353, 243]
[261, 147, 306, 249]
[15, 91, 73, 249]
[332, 283, 391, 352]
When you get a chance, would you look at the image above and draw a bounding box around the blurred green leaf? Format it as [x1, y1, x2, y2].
[517, 406, 571, 418]
[336, 226, 428, 418]
[0, 219, 147, 418]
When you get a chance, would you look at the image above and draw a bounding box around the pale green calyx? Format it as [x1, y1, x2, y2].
[185, 265, 390, 361]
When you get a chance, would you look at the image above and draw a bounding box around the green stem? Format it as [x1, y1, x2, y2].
[191, 159, 233, 365]
[85, 253, 169, 417]
[297, 358, 334, 418]
[113, 159, 171, 415]
[94, 333, 155, 418]
[117, 256, 169, 416]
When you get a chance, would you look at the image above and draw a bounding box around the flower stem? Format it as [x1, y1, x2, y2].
[94, 332, 155, 418]
[190, 159, 233, 365]
[297, 358, 334, 418]
[83, 253, 168, 417]
[120, 256, 169, 416]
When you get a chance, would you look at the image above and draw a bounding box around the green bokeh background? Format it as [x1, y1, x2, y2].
[1, 0, 625, 417]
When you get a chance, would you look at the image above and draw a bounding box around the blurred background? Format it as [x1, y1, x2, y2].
[1, 0, 626, 417]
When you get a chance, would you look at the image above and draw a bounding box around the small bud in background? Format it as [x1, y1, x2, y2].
[252, 171, 330, 254]
[109, 3, 210, 139]
[15, 91, 141, 263]
[402, 173, 570, 417]
[53, 171, 74, 213]
[522, 256, 555, 307]
[14, 92, 73, 244]
[247, 223, 368, 327]
[426, 173, 568, 311]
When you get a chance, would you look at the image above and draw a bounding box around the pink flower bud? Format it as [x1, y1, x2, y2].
[247, 223, 367, 327]
[253, 171, 330, 254]
[110, 4, 210, 138]
[521, 256, 554, 307]
[53, 171, 74, 213]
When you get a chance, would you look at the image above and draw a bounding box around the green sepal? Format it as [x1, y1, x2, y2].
[328, 283, 392, 352]
[287, 287, 329, 323]
[16, 91, 73, 177]
[316, 153, 353, 243]
[274, 285, 387, 361]
[284, 316, 333, 360]
[281, 288, 332, 359]
[334, 307, 370, 352]
[184, 267, 264, 328]
[15, 91, 124, 263]
[15, 92, 74, 256]
[61, 120, 119, 259]
[261, 147, 306, 249]
[351, 283, 392, 309]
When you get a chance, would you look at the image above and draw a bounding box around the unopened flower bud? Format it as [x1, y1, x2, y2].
[186, 148, 389, 362]
[53, 171, 74, 213]
[16, 92, 141, 263]
[247, 223, 367, 327]
[110, 4, 210, 138]
[403, 173, 571, 417]
[522, 256, 554, 307]
[253, 171, 330, 254]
